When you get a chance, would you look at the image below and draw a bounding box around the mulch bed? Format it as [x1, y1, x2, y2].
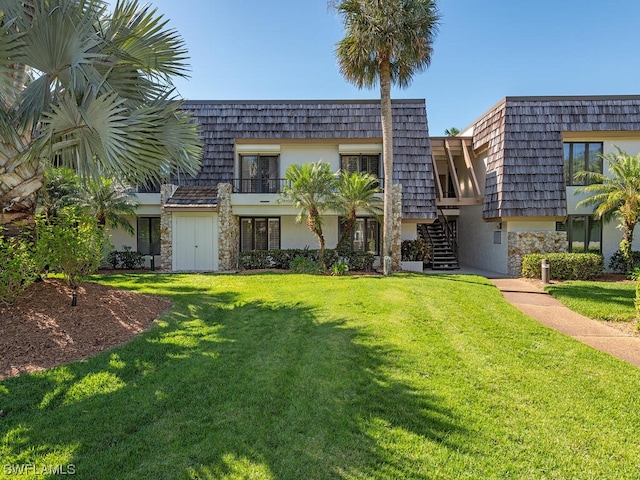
[0, 278, 171, 380]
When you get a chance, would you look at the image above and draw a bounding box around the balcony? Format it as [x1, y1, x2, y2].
[233, 178, 290, 194]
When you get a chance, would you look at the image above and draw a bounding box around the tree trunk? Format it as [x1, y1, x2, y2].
[621, 222, 635, 271]
[379, 58, 394, 275]
[336, 210, 357, 250]
[1, 152, 43, 239]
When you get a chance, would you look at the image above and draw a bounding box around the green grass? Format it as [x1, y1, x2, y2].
[546, 280, 637, 321]
[2, 273, 640, 479]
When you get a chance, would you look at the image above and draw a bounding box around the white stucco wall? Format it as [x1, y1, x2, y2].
[457, 205, 508, 274]
[279, 215, 339, 250]
[401, 222, 418, 241]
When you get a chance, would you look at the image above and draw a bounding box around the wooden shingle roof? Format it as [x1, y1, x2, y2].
[472, 95, 640, 219]
[164, 186, 219, 207]
[179, 99, 436, 220]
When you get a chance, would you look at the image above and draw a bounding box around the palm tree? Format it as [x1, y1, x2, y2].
[334, 0, 440, 275]
[78, 177, 139, 235]
[0, 0, 201, 238]
[444, 127, 460, 137]
[335, 170, 382, 250]
[575, 147, 640, 269]
[280, 161, 337, 270]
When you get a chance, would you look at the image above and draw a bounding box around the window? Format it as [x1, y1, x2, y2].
[240, 155, 279, 193]
[137, 217, 161, 255]
[339, 217, 380, 254]
[556, 215, 601, 253]
[240, 218, 280, 251]
[341, 154, 380, 178]
[564, 142, 603, 186]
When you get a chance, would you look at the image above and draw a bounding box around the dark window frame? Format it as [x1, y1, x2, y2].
[240, 217, 281, 251]
[338, 217, 380, 255]
[137, 217, 161, 255]
[564, 142, 603, 186]
[239, 154, 280, 193]
[556, 214, 602, 254]
[340, 153, 381, 178]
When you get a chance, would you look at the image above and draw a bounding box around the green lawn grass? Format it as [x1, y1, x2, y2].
[2, 273, 640, 479]
[546, 280, 637, 322]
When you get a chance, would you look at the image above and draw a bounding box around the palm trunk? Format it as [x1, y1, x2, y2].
[1, 152, 43, 239]
[308, 207, 327, 271]
[337, 210, 357, 250]
[621, 223, 635, 271]
[380, 58, 394, 275]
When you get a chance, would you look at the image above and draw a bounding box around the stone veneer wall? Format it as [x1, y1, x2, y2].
[217, 183, 238, 271]
[160, 184, 176, 271]
[507, 231, 568, 277]
[391, 184, 403, 271]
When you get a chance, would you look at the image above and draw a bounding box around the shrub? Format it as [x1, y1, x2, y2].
[401, 239, 431, 261]
[0, 231, 37, 306]
[290, 256, 322, 274]
[36, 208, 106, 289]
[608, 250, 640, 275]
[238, 248, 375, 272]
[117, 246, 145, 269]
[331, 261, 349, 276]
[522, 252, 604, 281]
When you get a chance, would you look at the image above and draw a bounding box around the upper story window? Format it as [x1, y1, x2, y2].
[240, 154, 280, 193]
[563, 142, 603, 186]
[341, 154, 380, 178]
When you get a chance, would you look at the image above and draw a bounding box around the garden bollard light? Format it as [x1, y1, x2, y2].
[541, 258, 550, 284]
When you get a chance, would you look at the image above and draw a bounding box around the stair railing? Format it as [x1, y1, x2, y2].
[437, 208, 458, 259]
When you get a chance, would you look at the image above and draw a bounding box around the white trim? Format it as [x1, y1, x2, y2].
[235, 144, 281, 154]
[338, 143, 382, 154]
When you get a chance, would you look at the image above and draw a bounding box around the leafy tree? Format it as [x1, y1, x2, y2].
[576, 147, 640, 269]
[0, 0, 202, 238]
[280, 161, 337, 270]
[36, 206, 105, 289]
[335, 170, 382, 250]
[334, 0, 440, 274]
[38, 167, 82, 222]
[444, 127, 460, 137]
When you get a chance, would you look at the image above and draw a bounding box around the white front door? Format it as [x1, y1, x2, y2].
[172, 213, 218, 271]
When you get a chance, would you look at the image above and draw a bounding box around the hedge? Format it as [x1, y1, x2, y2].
[238, 248, 375, 272]
[521, 252, 604, 281]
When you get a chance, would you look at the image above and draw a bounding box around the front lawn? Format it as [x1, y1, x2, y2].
[546, 279, 637, 322]
[1, 273, 639, 479]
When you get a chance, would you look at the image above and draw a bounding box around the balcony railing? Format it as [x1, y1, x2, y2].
[233, 178, 290, 194]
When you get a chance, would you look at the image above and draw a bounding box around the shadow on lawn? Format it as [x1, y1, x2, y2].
[0, 289, 467, 479]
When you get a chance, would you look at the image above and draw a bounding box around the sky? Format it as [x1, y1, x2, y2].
[113, 0, 640, 135]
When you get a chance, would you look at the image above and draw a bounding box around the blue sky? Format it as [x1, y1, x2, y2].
[121, 1, 640, 135]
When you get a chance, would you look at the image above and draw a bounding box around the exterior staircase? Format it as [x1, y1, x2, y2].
[419, 220, 460, 270]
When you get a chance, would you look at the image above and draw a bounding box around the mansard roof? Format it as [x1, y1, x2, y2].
[179, 99, 436, 220]
[472, 95, 640, 219]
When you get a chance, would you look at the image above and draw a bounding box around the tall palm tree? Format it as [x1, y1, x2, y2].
[335, 170, 382, 250]
[280, 161, 337, 270]
[444, 127, 460, 137]
[576, 147, 640, 269]
[0, 0, 201, 238]
[334, 0, 440, 275]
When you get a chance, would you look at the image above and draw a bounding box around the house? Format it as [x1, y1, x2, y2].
[109, 95, 640, 276]
[456, 95, 640, 275]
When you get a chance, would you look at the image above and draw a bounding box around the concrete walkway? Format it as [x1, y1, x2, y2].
[490, 277, 640, 368]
